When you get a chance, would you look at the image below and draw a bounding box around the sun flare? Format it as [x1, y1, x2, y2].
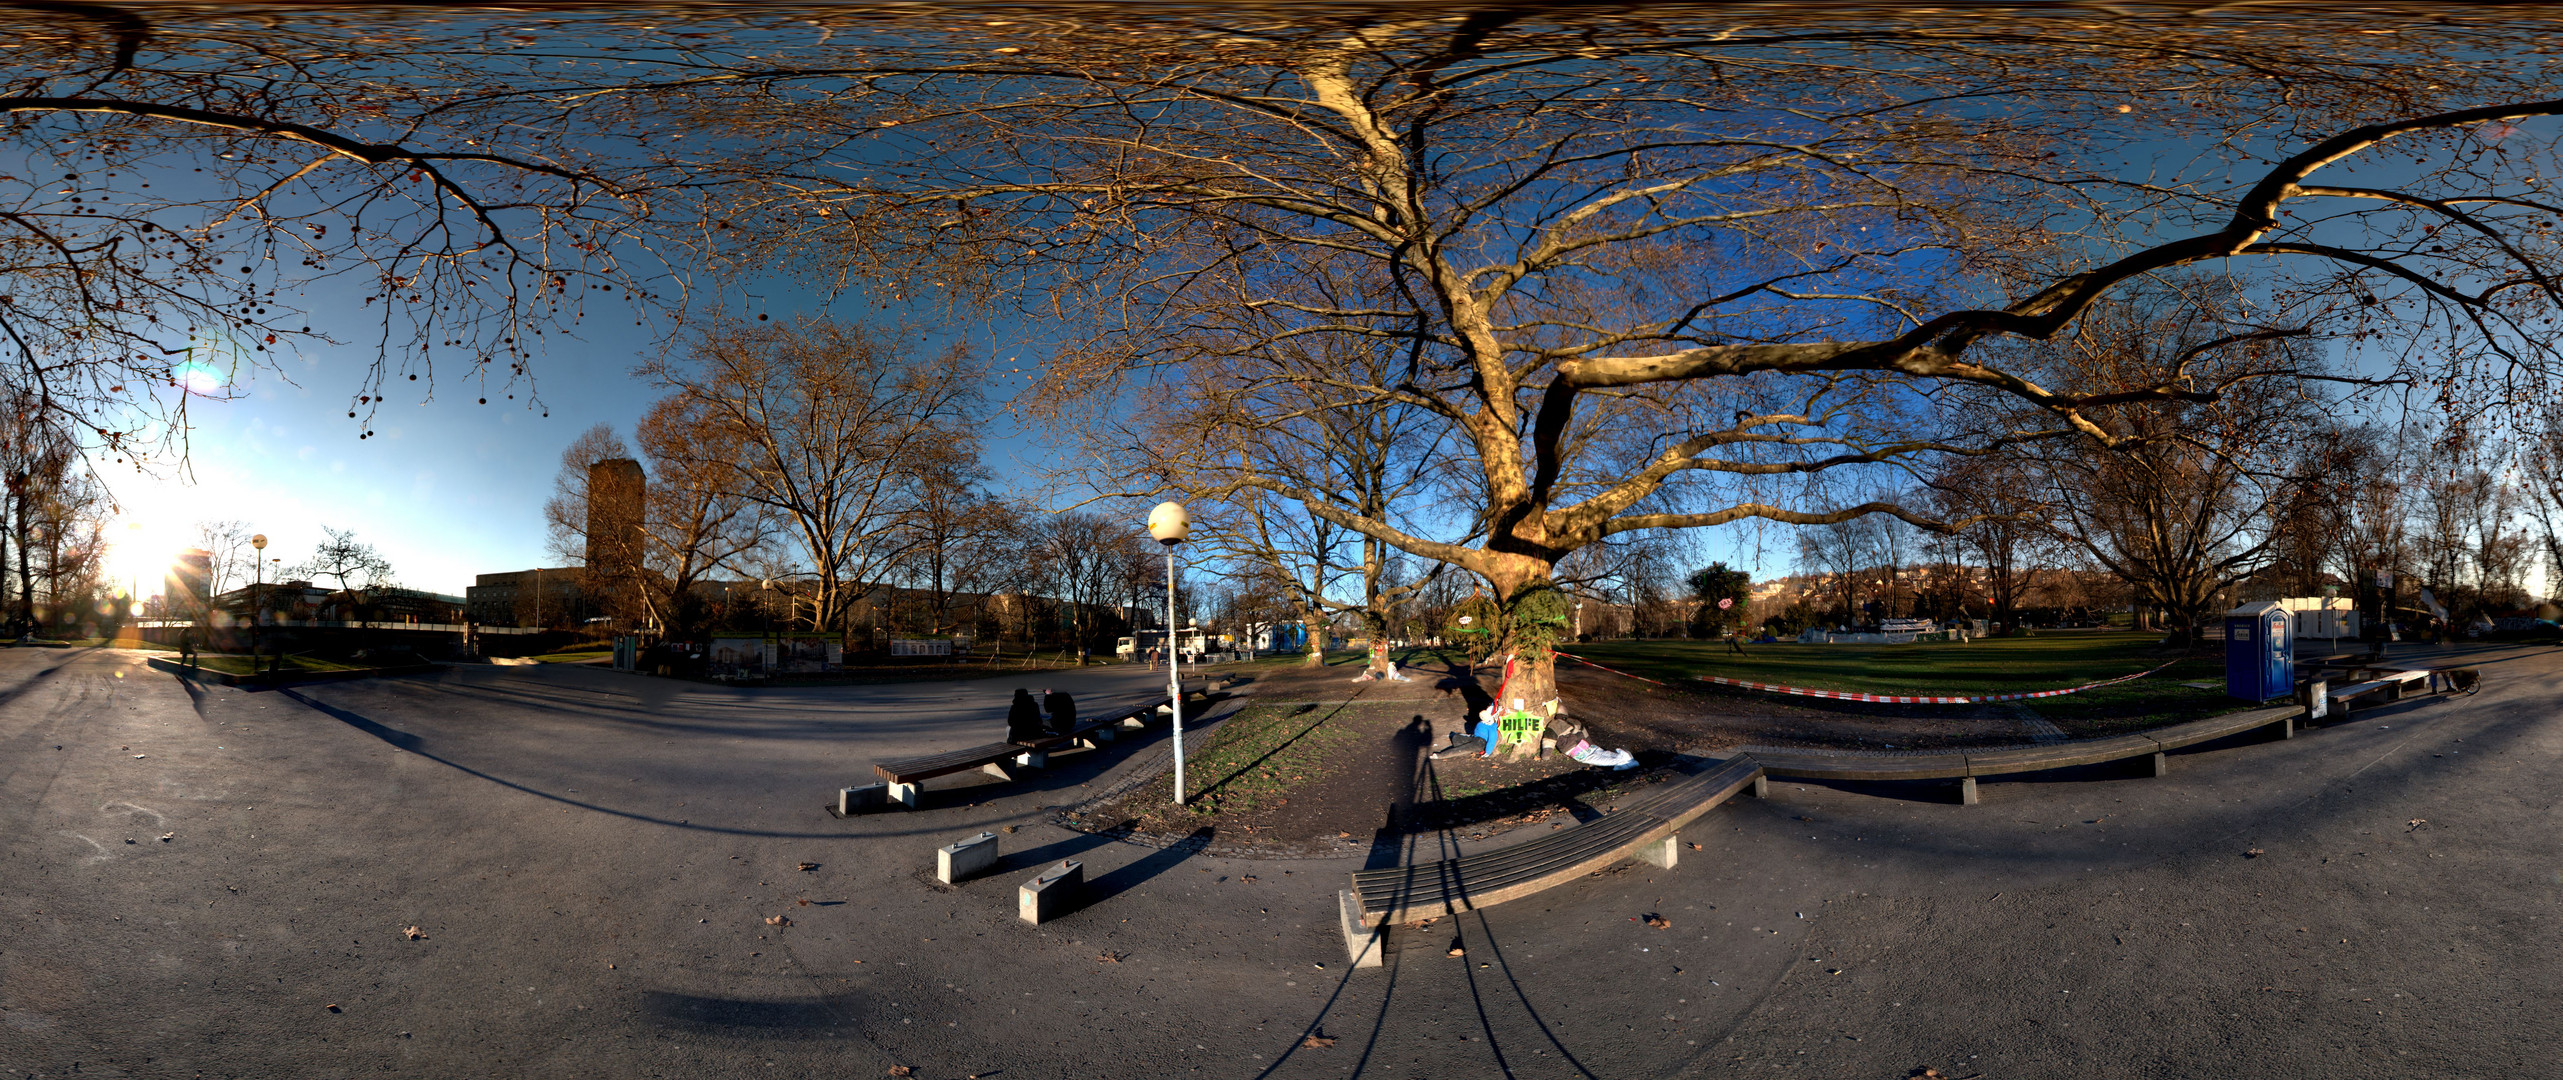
[106, 515, 200, 600]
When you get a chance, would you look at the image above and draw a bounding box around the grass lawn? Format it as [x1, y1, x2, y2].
[1111, 701, 1378, 824]
[1569, 633, 2245, 734]
[529, 647, 613, 664]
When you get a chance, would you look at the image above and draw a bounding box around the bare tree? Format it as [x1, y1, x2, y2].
[641, 317, 978, 643]
[0, 9, 688, 461]
[1021, 511, 1153, 660]
[293, 525, 391, 594]
[2409, 428, 2533, 620]
[632, 392, 767, 636]
[190, 519, 256, 604]
[2008, 284, 2325, 645]
[2525, 418, 2563, 599]
[886, 441, 1011, 638]
[1931, 458, 2054, 634]
[709, 14, 2563, 703]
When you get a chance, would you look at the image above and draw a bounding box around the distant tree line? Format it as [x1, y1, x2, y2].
[547, 316, 1175, 654]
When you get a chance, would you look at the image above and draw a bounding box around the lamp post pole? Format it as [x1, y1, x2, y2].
[250, 534, 267, 670]
[1148, 502, 1190, 805]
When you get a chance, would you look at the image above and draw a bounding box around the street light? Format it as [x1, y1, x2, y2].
[1147, 500, 1190, 805]
[250, 534, 267, 675]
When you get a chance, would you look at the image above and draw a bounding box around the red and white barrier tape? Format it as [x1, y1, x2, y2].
[1553, 650, 1670, 686]
[1695, 657, 2183, 704]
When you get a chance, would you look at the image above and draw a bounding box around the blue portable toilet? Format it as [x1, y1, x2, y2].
[2224, 601, 2292, 701]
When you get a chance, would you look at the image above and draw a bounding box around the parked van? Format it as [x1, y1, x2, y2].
[1116, 628, 1207, 659]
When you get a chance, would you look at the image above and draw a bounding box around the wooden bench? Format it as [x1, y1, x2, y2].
[871, 695, 1176, 809]
[1754, 705, 2300, 804]
[1339, 754, 1766, 967]
[2318, 668, 2432, 714]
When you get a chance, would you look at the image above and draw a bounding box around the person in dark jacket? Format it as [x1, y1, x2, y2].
[1043, 688, 1078, 736]
[1006, 688, 1045, 742]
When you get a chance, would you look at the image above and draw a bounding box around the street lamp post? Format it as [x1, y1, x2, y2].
[1148, 501, 1190, 805]
[249, 534, 267, 676]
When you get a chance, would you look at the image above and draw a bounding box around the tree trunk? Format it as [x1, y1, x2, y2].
[1480, 557, 1566, 752]
[14, 493, 32, 631]
[1301, 608, 1326, 667]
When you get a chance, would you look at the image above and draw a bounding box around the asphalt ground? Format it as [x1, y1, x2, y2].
[1, 642, 2556, 1079]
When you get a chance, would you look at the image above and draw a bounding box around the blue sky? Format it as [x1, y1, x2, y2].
[101, 290, 1064, 597]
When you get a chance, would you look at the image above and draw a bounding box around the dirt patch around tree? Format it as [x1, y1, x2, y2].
[1556, 664, 2040, 753]
[1056, 649, 2233, 856]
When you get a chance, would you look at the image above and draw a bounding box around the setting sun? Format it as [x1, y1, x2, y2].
[105, 515, 197, 600]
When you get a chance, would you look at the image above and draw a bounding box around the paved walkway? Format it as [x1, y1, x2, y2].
[0, 643, 2555, 1078]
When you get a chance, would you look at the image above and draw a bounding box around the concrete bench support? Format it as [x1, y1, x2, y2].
[838, 783, 886, 816]
[979, 761, 1015, 781]
[1014, 749, 1048, 769]
[888, 781, 923, 809]
[938, 831, 1000, 885]
[1958, 776, 1979, 806]
[1340, 891, 1385, 968]
[1634, 833, 1679, 869]
[1019, 860, 1083, 925]
[1751, 774, 1770, 799]
[2149, 751, 2168, 778]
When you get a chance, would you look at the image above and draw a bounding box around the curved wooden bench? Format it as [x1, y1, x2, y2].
[1338, 754, 1766, 966]
[869, 694, 1179, 809]
[1751, 705, 2301, 804]
[1327, 702, 2361, 972]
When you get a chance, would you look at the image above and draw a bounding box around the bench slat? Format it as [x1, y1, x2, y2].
[1354, 814, 1665, 919]
[875, 742, 1041, 783]
[1356, 756, 1761, 898]
[2148, 706, 2294, 750]
[871, 696, 1178, 784]
[1965, 734, 2164, 777]
[1754, 751, 1971, 782]
[1351, 756, 1764, 925]
[1354, 810, 1665, 895]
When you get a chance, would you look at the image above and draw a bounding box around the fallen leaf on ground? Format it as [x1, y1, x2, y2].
[797, 898, 811, 906]
[797, 862, 819, 871]
[2408, 819, 2428, 830]
[1302, 1034, 1336, 1048]
[1447, 947, 1465, 957]
[1336, 831, 1351, 838]
[403, 925, 426, 940]
[1096, 951, 1126, 963]
[766, 915, 792, 927]
[2244, 848, 2264, 858]
[1002, 825, 1018, 834]
[1645, 915, 1672, 930]
[159, 833, 174, 842]
[324, 1004, 341, 1013]
[889, 1067, 913, 1077]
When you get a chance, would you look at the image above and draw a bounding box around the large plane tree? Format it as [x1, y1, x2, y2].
[701, 10, 2563, 708]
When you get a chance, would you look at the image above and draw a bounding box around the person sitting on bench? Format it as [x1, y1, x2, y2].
[1043, 688, 1078, 736]
[1006, 688, 1046, 742]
